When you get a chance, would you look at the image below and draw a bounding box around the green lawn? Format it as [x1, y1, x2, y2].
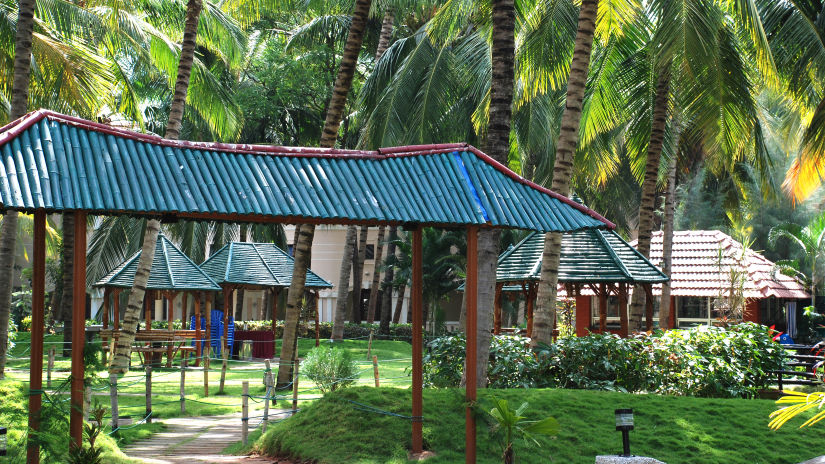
[259, 386, 825, 464]
[3, 331, 414, 457]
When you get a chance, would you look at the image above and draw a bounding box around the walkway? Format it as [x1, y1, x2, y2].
[122, 412, 293, 464]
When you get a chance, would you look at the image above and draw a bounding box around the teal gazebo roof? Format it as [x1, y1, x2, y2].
[497, 229, 669, 286]
[94, 233, 220, 291]
[200, 242, 332, 290]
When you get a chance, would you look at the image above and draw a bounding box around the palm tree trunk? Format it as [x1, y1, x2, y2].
[277, 0, 373, 388]
[375, 9, 394, 61]
[380, 227, 397, 333]
[110, 0, 203, 374]
[533, 0, 598, 345]
[366, 226, 386, 323]
[659, 156, 677, 329]
[351, 226, 369, 323]
[392, 282, 405, 323]
[60, 213, 74, 357]
[0, 0, 37, 374]
[628, 71, 670, 331]
[332, 226, 357, 339]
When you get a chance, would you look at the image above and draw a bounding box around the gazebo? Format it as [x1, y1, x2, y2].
[2, 109, 612, 462]
[200, 241, 333, 356]
[495, 228, 668, 337]
[94, 232, 221, 366]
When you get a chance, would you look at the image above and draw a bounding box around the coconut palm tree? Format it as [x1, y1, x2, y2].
[110, 0, 210, 374]
[769, 212, 825, 309]
[277, 0, 374, 388]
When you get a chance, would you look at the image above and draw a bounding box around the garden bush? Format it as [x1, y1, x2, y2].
[423, 323, 784, 398]
[301, 345, 358, 394]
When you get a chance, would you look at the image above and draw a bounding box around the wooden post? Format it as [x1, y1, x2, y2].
[145, 364, 152, 424]
[182, 292, 189, 329]
[619, 283, 629, 337]
[411, 226, 425, 456]
[180, 353, 187, 414]
[271, 289, 278, 354]
[314, 290, 320, 347]
[372, 355, 380, 387]
[262, 359, 274, 433]
[69, 211, 87, 449]
[84, 384, 92, 421]
[599, 283, 607, 333]
[493, 289, 501, 334]
[109, 373, 119, 434]
[47, 348, 54, 389]
[113, 289, 120, 331]
[205, 296, 212, 358]
[292, 360, 299, 414]
[527, 284, 535, 338]
[464, 226, 478, 464]
[195, 292, 202, 366]
[223, 287, 231, 358]
[203, 349, 209, 398]
[367, 330, 373, 360]
[219, 336, 228, 394]
[27, 210, 46, 462]
[167, 292, 175, 368]
[242, 381, 249, 445]
[644, 284, 654, 331]
[102, 288, 110, 365]
[145, 290, 153, 330]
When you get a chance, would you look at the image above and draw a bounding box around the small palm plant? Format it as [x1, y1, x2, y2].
[769, 391, 825, 430]
[487, 398, 559, 464]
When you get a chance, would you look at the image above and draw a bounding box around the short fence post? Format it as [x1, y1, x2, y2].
[243, 340, 252, 360]
[242, 381, 249, 445]
[84, 383, 92, 421]
[219, 336, 228, 394]
[367, 330, 373, 360]
[292, 360, 299, 414]
[109, 373, 119, 433]
[373, 355, 380, 387]
[180, 352, 187, 414]
[203, 349, 209, 397]
[262, 359, 274, 433]
[145, 365, 152, 424]
[47, 348, 55, 389]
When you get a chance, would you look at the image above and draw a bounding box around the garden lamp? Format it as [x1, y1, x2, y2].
[615, 408, 633, 457]
[0, 426, 6, 456]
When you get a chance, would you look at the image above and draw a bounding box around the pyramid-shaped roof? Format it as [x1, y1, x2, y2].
[497, 229, 669, 285]
[636, 230, 810, 299]
[94, 233, 220, 291]
[200, 242, 332, 289]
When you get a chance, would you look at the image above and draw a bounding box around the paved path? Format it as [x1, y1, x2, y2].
[122, 412, 294, 464]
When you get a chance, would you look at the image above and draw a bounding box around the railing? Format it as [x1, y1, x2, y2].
[771, 344, 824, 390]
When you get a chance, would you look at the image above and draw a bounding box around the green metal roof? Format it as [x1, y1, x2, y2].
[496, 229, 669, 285]
[94, 233, 220, 291]
[0, 110, 614, 232]
[200, 242, 332, 289]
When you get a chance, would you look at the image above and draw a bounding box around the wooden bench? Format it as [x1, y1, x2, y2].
[99, 330, 198, 367]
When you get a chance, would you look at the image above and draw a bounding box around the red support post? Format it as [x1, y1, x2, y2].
[493, 283, 502, 335]
[27, 211, 46, 463]
[195, 293, 202, 366]
[619, 283, 629, 337]
[223, 287, 231, 355]
[69, 211, 87, 449]
[411, 227, 424, 456]
[599, 283, 607, 333]
[167, 292, 175, 367]
[271, 289, 278, 354]
[465, 225, 478, 464]
[314, 291, 320, 347]
[113, 290, 120, 331]
[526, 284, 535, 338]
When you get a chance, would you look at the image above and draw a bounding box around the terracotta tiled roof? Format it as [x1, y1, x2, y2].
[633, 230, 810, 299]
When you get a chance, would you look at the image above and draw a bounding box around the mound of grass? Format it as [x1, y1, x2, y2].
[258, 386, 825, 464]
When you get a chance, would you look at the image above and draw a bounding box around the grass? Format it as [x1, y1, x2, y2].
[258, 386, 825, 464]
[3, 331, 413, 459]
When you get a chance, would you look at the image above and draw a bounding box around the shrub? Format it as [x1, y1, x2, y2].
[301, 345, 357, 394]
[424, 323, 784, 398]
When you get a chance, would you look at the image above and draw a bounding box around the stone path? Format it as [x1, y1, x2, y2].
[122, 412, 295, 464]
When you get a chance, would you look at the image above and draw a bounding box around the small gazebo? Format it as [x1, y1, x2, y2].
[200, 242, 332, 355]
[495, 228, 668, 337]
[94, 232, 221, 365]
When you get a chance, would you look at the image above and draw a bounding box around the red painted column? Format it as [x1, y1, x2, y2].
[575, 295, 591, 336]
[314, 291, 320, 347]
[744, 300, 760, 324]
[411, 227, 424, 455]
[69, 211, 87, 449]
[465, 226, 478, 464]
[27, 211, 46, 462]
[619, 283, 628, 337]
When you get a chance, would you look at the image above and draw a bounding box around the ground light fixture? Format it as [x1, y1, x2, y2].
[615, 408, 634, 457]
[0, 426, 6, 456]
